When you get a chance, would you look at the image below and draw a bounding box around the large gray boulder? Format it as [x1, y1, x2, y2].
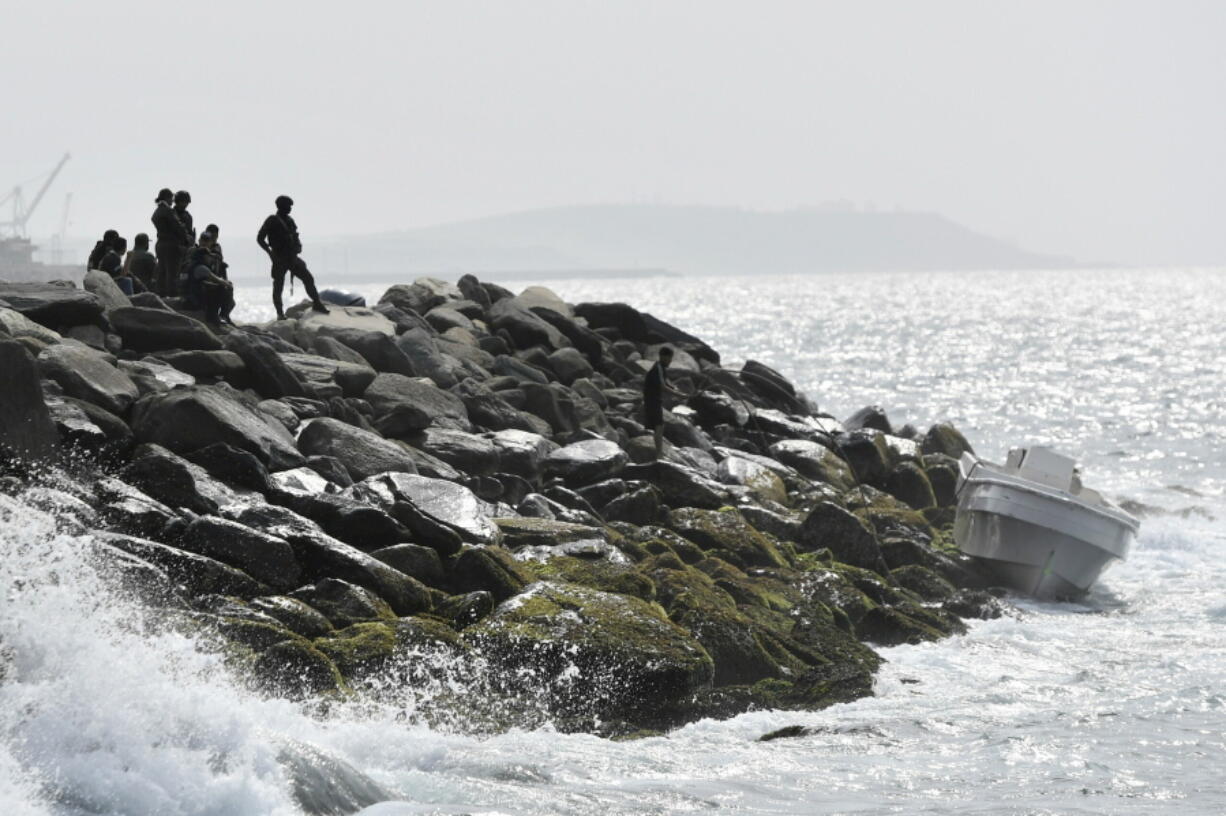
[714, 455, 789, 505]
[394, 328, 465, 388]
[0, 306, 63, 345]
[180, 516, 301, 590]
[292, 306, 398, 343]
[43, 393, 131, 458]
[921, 422, 975, 460]
[0, 339, 58, 460]
[229, 503, 432, 614]
[38, 341, 139, 416]
[371, 472, 501, 545]
[151, 350, 246, 383]
[417, 428, 501, 475]
[378, 278, 458, 315]
[799, 501, 887, 572]
[117, 358, 196, 395]
[223, 332, 308, 399]
[82, 269, 131, 311]
[98, 532, 267, 598]
[487, 429, 558, 479]
[297, 418, 418, 482]
[844, 404, 893, 434]
[363, 373, 471, 432]
[488, 298, 571, 351]
[452, 379, 543, 434]
[423, 306, 473, 334]
[572, 301, 647, 341]
[545, 347, 595, 385]
[310, 335, 373, 367]
[0, 282, 104, 328]
[464, 581, 713, 721]
[119, 443, 252, 514]
[109, 306, 222, 352]
[544, 439, 628, 485]
[280, 352, 376, 397]
[312, 326, 415, 376]
[768, 439, 855, 490]
[131, 385, 303, 470]
[622, 460, 729, 510]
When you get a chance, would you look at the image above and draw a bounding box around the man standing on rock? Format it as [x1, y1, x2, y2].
[257, 195, 329, 321]
[150, 188, 183, 295]
[644, 346, 683, 460]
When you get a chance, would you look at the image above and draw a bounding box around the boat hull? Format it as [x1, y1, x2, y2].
[954, 459, 1136, 599]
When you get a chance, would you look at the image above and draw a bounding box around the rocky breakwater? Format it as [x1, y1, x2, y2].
[0, 273, 999, 735]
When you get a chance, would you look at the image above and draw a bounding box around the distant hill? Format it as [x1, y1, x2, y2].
[313, 204, 1073, 280]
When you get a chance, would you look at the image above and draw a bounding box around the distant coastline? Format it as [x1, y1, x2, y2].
[311, 204, 1077, 280]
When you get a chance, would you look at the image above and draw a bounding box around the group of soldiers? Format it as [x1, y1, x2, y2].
[87, 190, 331, 325]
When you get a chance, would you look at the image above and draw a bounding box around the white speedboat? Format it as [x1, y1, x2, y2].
[953, 446, 1139, 599]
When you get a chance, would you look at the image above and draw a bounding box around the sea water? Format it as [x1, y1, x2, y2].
[4, 268, 1224, 814]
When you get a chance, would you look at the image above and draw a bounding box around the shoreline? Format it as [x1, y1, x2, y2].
[0, 272, 1001, 735]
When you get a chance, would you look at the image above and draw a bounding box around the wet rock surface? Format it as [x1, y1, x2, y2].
[0, 272, 992, 734]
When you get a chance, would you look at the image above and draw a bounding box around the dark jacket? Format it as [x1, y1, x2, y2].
[152, 202, 190, 245]
[258, 213, 303, 257]
[98, 249, 123, 277]
[184, 245, 219, 308]
[177, 208, 195, 244]
[125, 248, 158, 284]
[643, 361, 666, 407]
[209, 243, 229, 278]
[87, 240, 109, 270]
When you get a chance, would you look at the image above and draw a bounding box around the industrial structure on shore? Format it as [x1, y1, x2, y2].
[1, 153, 79, 282]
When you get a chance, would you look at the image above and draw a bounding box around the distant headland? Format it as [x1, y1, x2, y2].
[310, 204, 1075, 281]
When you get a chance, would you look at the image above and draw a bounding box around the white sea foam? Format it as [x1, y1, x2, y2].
[6, 268, 1224, 813]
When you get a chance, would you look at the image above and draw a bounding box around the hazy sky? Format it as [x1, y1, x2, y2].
[4, 0, 1224, 265]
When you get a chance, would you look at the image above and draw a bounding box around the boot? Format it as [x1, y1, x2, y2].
[312, 301, 330, 314]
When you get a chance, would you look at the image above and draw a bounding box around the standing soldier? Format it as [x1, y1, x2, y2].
[643, 346, 684, 460]
[256, 195, 329, 320]
[151, 188, 193, 296]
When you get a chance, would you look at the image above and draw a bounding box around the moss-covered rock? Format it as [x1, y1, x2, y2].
[845, 487, 936, 543]
[212, 616, 306, 652]
[253, 639, 345, 697]
[249, 595, 335, 638]
[493, 517, 608, 549]
[676, 606, 782, 685]
[854, 605, 948, 646]
[314, 621, 398, 679]
[798, 501, 887, 573]
[640, 553, 738, 618]
[922, 456, 960, 507]
[522, 555, 657, 602]
[921, 422, 974, 459]
[890, 564, 955, 601]
[668, 507, 789, 569]
[922, 505, 958, 531]
[463, 581, 713, 724]
[791, 564, 878, 625]
[767, 440, 855, 492]
[434, 590, 495, 629]
[883, 461, 937, 510]
[447, 545, 531, 601]
[390, 615, 466, 652]
[290, 578, 396, 628]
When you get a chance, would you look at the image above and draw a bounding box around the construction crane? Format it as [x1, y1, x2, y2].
[0, 153, 72, 239]
[46, 192, 74, 265]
